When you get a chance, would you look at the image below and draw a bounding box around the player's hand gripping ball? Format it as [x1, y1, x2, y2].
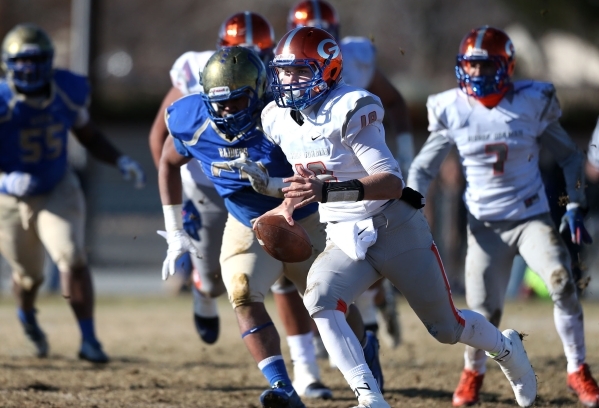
[254, 215, 313, 263]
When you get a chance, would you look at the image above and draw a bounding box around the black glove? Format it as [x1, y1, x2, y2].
[399, 187, 425, 209]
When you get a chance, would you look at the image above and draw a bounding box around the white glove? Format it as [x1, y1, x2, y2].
[157, 229, 198, 281]
[117, 155, 146, 189]
[0, 172, 37, 196]
[227, 154, 288, 198]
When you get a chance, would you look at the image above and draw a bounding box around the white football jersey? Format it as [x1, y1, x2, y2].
[417, 80, 564, 221]
[340, 36, 376, 90]
[169, 50, 215, 187]
[262, 84, 395, 223]
[589, 116, 599, 169]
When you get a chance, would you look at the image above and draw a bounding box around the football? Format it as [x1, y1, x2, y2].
[254, 215, 313, 263]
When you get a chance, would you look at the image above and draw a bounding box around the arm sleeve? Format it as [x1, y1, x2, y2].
[350, 123, 403, 182]
[538, 120, 585, 205]
[406, 131, 454, 196]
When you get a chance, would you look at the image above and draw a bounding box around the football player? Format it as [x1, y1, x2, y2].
[149, 12, 337, 400]
[407, 26, 599, 407]
[255, 26, 538, 408]
[0, 24, 145, 362]
[287, 0, 408, 348]
[159, 46, 382, 408]
[587, 117, 599, 183]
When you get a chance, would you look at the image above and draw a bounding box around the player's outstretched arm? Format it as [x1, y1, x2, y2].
[149, 87, 184, 170]
[72, 122, 146, 188]
[158, 137, 196, 280]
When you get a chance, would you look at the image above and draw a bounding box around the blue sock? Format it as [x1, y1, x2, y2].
[17, 308, 37, 326]
[78, 318, 99, 345]
[258, 355, 294, 392]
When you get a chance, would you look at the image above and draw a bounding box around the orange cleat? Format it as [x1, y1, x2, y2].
[453, 369, 485, 407]
[568, 364, 599, 407]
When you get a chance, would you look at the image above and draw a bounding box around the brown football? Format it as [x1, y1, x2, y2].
[254, 215, 313, 263]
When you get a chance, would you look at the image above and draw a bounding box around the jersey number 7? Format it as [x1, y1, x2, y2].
[485, 143, 508, 175]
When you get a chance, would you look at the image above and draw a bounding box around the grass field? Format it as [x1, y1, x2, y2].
[0, 294, 597, 407]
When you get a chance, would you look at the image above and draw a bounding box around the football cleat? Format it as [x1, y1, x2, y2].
[192, 284, 219, 344]
[78, 340, 109, 363]
[489, 329, 536, 407]
[260, 381, 306, 408]
[351, 393, 391, 408]
[452, 369, 485, 407]
[193, 314, 219, 345]
[363, 331, 385, 394]
[22, 321, 49, 358]
[567, 364, 599, 407]
[295, 381, 332, 400]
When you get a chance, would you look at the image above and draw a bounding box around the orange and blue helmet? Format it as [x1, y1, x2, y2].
[287, 0, 339, 40]
[270, 27, 343, 110]
[456, 26, 515, 107]
[217, 12, 275, 65]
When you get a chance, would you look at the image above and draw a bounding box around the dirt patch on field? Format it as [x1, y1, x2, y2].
[0, 295, 597, 407]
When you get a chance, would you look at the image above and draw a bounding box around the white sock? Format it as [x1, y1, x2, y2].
[459, 309, 506, 355]
[554, 305, 586, 373]
[344, 364, 381, 398]
[194, 289, 218, 317]
[464, 347, 488, 374]
[354, 289, 378, 326]
[287, 332, 316, 365]
[313, 309, 365, 372]
[287, 332, 320, 385]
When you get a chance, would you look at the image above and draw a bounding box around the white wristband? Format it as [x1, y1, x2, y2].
[566, 202, 580, 211]
[163, 204, 183, 232]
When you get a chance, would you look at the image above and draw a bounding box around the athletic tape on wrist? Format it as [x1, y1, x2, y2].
[321, 179, 364, 203]
[162, 204, 183, 232]
[241, 321, 274, 338]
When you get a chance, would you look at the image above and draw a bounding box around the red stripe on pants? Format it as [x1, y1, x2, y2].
[431, 243, 465, 327]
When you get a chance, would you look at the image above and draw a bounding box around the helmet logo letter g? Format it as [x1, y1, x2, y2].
[317, 39, 339, 60]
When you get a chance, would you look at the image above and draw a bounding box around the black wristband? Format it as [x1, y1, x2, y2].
[321, 179, 365, 203]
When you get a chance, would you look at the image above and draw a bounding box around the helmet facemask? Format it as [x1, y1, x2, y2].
[202, 85, 263, 138]
[456, 55, 511, 98]
[2, 24, 54, 93]
[200, 47, 266, 138]
[270, 55, 333, 111]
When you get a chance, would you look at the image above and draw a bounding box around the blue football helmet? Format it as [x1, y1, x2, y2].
[1, 23, 54, 93]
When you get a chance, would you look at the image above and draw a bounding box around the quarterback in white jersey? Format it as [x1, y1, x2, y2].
[148, 12, 335, 400]
[287, 0, 406, 349]
[587, 117, 599, 183]
[253, 27, 538, 408]
[408, 26, 598, 408]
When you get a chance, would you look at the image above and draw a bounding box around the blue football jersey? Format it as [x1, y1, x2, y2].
[166, 94, 317, 227]
[0, 69, 89, 195]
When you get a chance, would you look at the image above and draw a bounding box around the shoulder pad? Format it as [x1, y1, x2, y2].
[169, 50, 215, 95]
[326, 86, 383, 141]
[165, 94, 210, 143]
[512, 80, 561, 124]
[53, 69, 90, 107]
[340, 36, 376, 89]
[0, 82, 12, 123]
[426, 88, 468, 132]
[340, 36, 376, 64]
[260, 100, 279, 139]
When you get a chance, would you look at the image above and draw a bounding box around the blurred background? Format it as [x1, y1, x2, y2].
[0, 0, 598, 297]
